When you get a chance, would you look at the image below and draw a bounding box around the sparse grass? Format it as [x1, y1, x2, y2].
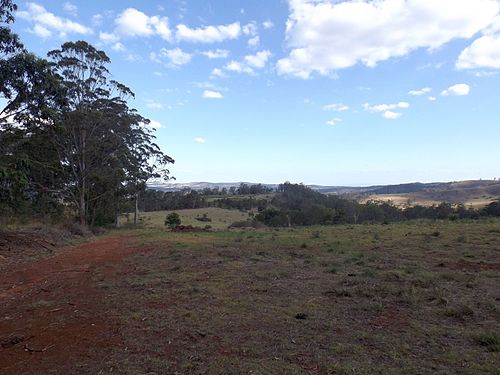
[31, 299, 53, 308]
[444, 305, 475, 320]
[90, 219, 500, 374]
[475, 332, 500, 352]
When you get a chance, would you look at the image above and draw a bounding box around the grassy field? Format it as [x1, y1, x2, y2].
[120, 207, 251, 230]
[94, 219, 499, 374]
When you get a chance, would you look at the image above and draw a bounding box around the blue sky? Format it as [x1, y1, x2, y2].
[9, 0, 500, 185]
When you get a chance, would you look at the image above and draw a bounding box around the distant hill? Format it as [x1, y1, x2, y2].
[147, 181, 365, 193]
[147, 179, 500, 207]
[360, 180, 500, 207]
[147, 181, 279, 192]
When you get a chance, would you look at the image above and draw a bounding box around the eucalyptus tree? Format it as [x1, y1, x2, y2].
[48, 41, 173, 225]
[0, 0, 64, 214]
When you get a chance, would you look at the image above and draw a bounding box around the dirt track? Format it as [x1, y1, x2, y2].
[0, 235, 141, 374]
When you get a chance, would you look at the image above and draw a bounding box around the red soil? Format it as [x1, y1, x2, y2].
[0, 235, 141, 374]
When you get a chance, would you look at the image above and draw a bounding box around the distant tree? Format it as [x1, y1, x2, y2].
[483, 201, 500, 217]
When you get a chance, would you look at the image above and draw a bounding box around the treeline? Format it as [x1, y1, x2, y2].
[140, 183, 500, 227]
[198, 183, 274, 196]
[138, 190, 207, 212]
[254, 183, 500, 227]
[137, 183, 272, 212]
[134, 183, 273, 212]
[0, 1, 173, 226]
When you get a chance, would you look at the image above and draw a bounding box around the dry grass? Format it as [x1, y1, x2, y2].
[362, 193, 497, 208]
[91, 219, 500, 374]
[120, 208, 251, 230]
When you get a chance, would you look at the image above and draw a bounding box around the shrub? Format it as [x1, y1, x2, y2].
[195, 213, 212, 222]
[228, 220, 265, 229]
[165, 212, 181, 229]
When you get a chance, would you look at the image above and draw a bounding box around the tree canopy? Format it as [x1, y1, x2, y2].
[0, 5, 174, 225]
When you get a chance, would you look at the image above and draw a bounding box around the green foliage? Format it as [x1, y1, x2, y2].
[483, 200, 500, 217]
[44, 41, 174, 225]
[165, 212, 181, 228]
[1, 39, 175, 225]
[253, 183, 493, 227]
[0, 0, 21, 57]
[140, 189, 206, 211]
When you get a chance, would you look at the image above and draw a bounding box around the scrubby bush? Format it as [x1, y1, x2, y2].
[165, 212, 181, 228]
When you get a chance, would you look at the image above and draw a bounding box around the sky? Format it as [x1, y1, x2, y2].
[8, 0, 500, 186]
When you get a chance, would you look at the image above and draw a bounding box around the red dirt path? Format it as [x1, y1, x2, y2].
[0, 235, 142, 374]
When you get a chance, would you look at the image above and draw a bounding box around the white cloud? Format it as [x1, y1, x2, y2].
[456, 34, 500, 70]
[91, 14, 103, 26]
[192, 82, 227, 92]
[248, 36, 260, 47]
[148, 120, 162, 129]
[225, 60, 254, 74]
[210, 68, 227, 79]
[202, 49, 230, 59]
[223, 50, 272, 75]
[383, 111, 402, 120]
[244, 50, 271, 68]
[326, 118, 342, 126]
[474, 71, 498, 77]
[262, 20, 274, 29]
[162, 47, 192, 66]
[111, 42, 126, 52]
[115, 8, 172, 41]
[441, 83, 470, 96]
[176, 22, 241, 43]
[408, 87, 432, 96]
[428, 96, 437, 101]
[194, 137, 206, 143]
[151, 48, 192, 66]
[242, 22, 258, 36]
[31, 24, 51, 38]
[363, 102, 409, 112]
[149, 52, 161, 63]
[63, 2, 77, 16]
[277, 0, 499, 78]
[99, 31, 120, 44]
[146, 100, 163, 109]
[17, 2, 92, 37]
[202, 90, 223, 99]
[323, 103, 349, 112]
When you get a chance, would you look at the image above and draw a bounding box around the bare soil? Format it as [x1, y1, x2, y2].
[0, 235, 144, 374]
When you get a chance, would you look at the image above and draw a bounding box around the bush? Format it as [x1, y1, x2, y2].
[195, 213, 212, 222]
[228, 220, 265, 229]
[165, 212, 181, 229]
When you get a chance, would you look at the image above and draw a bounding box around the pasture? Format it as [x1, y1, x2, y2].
[120, 207, 251, 230]
[1, 217, 499, 374]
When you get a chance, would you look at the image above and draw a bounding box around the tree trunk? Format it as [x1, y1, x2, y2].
[134, 192, 139, 226]
[79, 128, 87, 226]
[79, 181, 86, 225]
